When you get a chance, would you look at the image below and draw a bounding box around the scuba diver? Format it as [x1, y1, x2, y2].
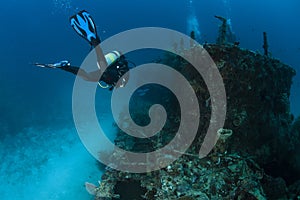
[34, 10, 130, 90]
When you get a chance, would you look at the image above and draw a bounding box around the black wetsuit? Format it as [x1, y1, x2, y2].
[60, 55, 129, 90]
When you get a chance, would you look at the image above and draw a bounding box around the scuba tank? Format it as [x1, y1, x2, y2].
[104, 51, 121, 66]
[99, 50, 129, 89]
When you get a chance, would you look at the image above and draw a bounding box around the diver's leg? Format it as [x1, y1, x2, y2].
[69, 10, 108, 72]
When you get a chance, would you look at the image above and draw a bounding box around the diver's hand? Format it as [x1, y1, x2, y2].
[33, 60, 70, 69]
[33, 63, 56, 68]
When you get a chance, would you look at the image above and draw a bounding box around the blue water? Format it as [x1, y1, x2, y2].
[0, 0, 299, 199]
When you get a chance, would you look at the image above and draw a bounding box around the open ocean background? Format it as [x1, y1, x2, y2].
[0, 0, 299, 199]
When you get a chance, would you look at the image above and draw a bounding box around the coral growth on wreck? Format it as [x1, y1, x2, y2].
[91, 43, 299, 200]
[89, 19, 299, 199]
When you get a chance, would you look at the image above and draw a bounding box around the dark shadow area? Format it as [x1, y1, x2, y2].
[113, 180, 146, 200]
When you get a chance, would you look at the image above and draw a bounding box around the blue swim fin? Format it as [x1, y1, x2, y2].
[70, 10, 100, 47]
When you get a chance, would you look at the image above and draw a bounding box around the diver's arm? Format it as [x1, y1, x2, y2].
[60, 66, 100, 82]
